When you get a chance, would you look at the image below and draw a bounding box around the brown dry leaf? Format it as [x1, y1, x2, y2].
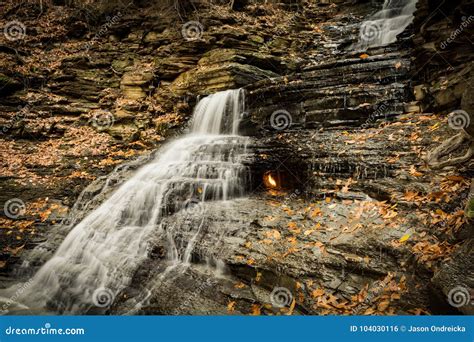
[377, 300, 390, 312]
[360, 53, 369, 59]
[409, 165, 423, 177]
[364, 307, 376, 315]
[287, 222, 301, 234]
[234, 282, 246, 289]
[250, 304, 261, 315]
[311, 288, 325, 298]
[311, 207, 322, 217]
[227, 301, 236, 313]
[391, 293, 401, 300]
[270, 230, 281, 240]
[287, 298, 296, 315]
[341, 178, 353, 193]
[7, 244, 25, 256]
[282, 247, 299, 258]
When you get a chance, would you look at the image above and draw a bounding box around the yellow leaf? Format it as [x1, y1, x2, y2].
[227, 301, 236, 312]
[399, 233, 411, 243]
[311, 288, 325, 298]
[311, 208, 322, 217]
[250, 304, 261, 315]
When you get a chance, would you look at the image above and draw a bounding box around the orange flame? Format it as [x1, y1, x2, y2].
[264, 172, 278, 188]
[268, 174, 277, 187]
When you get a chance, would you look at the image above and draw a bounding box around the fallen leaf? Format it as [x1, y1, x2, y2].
[399, 233, 411, 243]
[227, 301, 236, 312]
[250, 304, 261, 315]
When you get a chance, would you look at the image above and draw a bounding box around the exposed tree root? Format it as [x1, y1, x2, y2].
[426, 130, 474, 169]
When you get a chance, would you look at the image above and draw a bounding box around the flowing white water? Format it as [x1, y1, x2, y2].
[356, 0, 418, 49]
[0, 89, 249, 314]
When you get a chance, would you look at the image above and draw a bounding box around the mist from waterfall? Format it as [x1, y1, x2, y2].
[0, 89, 249, 314]
[355, 0, 418, 49]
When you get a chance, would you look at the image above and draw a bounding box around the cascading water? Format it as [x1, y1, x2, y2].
[356, 0, 418, 49]
[0, 89, 249, 314]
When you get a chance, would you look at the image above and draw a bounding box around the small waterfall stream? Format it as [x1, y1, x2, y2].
[1, 89, 249, 314]
[356, 0, 418, 49]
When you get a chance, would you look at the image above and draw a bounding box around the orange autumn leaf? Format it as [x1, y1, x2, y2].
[311, 288, 325, 298]
[250, 304, 261, 315]
[227, 301, 236, 312]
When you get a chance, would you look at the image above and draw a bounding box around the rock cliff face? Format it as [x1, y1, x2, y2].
[0, 0, 472, 315]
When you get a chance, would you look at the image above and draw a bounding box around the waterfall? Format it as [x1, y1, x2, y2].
[0, 89, 249, 314]
[355, 0, 418, 49]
